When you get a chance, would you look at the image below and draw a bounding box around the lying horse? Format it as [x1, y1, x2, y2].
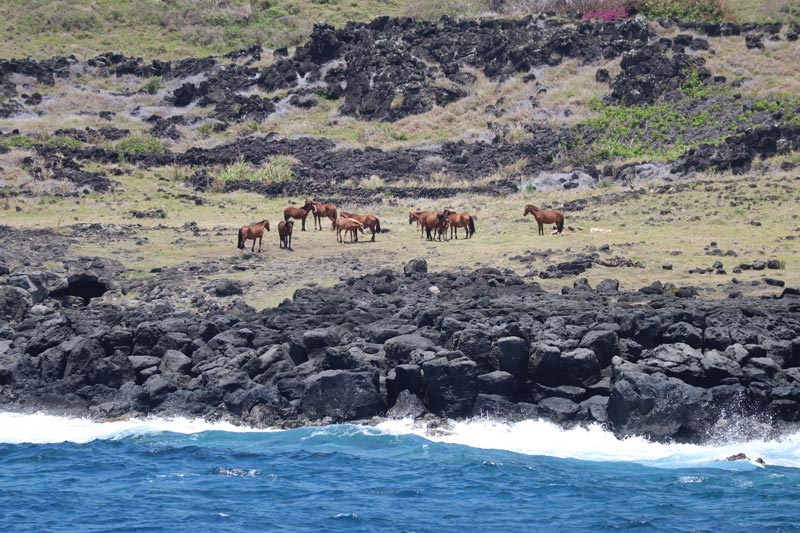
[237, 219, 270, 252]
[278, 219, 294, 249]
[340, 211, 382, 242]
[308, 198, 338, 231]
[524, 204, 564, 235]
[443, 209, 475, 240]
[409, 210, 435, 239]
[283, 200, 317, 231]
[335, 217, 365, 243]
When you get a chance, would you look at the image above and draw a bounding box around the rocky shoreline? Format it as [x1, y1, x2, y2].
[2, 256, 799, 443]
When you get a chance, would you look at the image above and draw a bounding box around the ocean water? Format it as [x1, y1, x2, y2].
[2, 413, 800, 532]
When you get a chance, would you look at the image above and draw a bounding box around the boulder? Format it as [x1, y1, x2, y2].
[0, 286, 32, 321]
[403, 258, 428, 277]
[477, 370, 518, 400]
[422, 356, 478, 417]
[608, 372, 716, 442]
[538, 397, 579, 423]
[579, 329, 618, 368]
[495, 336, 528, 382]
[300, 370, 384, 421]
[662, 322, 703, 349]
[384, 334, 436, 365]
[160, 350, 193, 375]
[387, 390, 428, 419]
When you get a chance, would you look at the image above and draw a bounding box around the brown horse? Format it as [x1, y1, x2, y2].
[524, 204, 564, 235]
[420, 212, 449, 241]
[340, 211, 382, 242]
[308, 198, 338, 230]
[335, 217, 365, 243]
[283, 200, 317, 231]
[237, 219, 270, 252]
[409, 210, 435, 238]
[443, 209, 476, 240]
[278, 219, 294, 249]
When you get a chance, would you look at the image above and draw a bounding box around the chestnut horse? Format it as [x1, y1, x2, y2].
[420, 212, 449, 241]
[443, 209, 475, 240]
[283, 200, 317, 231]
[340, 211, 382, 242]
[278, 219, 294, 249]
[524, 204, 564, 235]
[237, 219, 270, 252]
[409, 210, 435, 238]
[308, 198, 338, 230]
[335, 217, 365, 243]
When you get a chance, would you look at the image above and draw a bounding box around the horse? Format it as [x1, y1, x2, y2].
[340, 211, 381, 242]
[308, 198, 338, 231]
[443, 209, 475, 240]
[420, 212, 449, 241]
[524, 204, 564, 235]
[335, 217, 365, 243]
[283, 200, 317, 231]
[409, 210, 435, 238]
[278, 219, 294, 249]
[237, 219, 270, 253]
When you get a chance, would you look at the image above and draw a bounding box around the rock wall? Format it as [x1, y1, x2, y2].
[2, 259, 799, 443]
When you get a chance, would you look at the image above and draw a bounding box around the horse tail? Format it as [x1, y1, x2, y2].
[237, 227, 245, 249]
[557, 216, 564, 234]
[468, 216, 475, 236]
[375, 218, 382, 233]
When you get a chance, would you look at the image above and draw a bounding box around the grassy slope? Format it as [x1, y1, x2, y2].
[0, 0, 795, 61]
[1, 2, 799, 309]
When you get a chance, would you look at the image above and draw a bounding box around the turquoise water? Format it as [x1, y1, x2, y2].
[1, 414, 800, 532]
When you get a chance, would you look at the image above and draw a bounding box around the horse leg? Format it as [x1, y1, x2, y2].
[538, 222, 543, 236]
[371, 226, 376, 242]
[251, 238, 255, 252]
[301, 212, 308, 231]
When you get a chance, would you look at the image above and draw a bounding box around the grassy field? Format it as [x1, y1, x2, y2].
[1, 158, 797, 309]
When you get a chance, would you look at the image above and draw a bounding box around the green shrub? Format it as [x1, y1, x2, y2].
[21, 3, 100, 33]
[140, 76, 164, 95]
[45, 136, 83, 149]
[635, 0, 730, 22]
[116, 135, 166, 155]
[1, 135, 37, 149]
[258, 155, 297, 183]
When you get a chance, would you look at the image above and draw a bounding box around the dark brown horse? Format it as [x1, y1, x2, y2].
[237, 219, 270, 252]
[443, 209, 476, 240]
[335, 217, 365, 243]
[283, 200, 317, 231]
[308, 198, 338, 231]
[340, 211, 382, 242]
[524, 204, 564, 235]
[409, 210, 435, 238]
[278, 219, 294, 249]
[420, 212, 449, 241]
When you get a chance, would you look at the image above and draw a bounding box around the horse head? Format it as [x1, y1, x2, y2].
[524, 204, 537, 216]
[443, 209, 455, 216]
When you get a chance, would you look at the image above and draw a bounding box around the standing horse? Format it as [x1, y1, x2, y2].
[409, 210, 435, 239]
[308, 198, 338, 230]
[340, 211, 382, 242]
[278, 219, 294, 249]
[283, 200, 317, 231]
[335, 217, 365, 243]
[421, 213, 449, 241]
[443, 209, 476, 240]
[237, 219, 270, 252]
[524, 204, 564, 235]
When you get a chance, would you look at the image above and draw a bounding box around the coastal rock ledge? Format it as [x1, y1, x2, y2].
[2, 259, 799, 443]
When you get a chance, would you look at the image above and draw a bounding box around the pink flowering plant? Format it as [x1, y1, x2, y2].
[581, 4, 629, 20]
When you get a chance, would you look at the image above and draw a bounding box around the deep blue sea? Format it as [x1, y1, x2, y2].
[2, 413, 800, 532]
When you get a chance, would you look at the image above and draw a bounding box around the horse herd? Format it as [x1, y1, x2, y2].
[236, 198, 564, 252]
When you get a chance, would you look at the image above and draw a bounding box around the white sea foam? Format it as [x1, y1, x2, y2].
[375, 418, 800, 470]
[3, 411, 799, 470]
[0, 412, 275, 445]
